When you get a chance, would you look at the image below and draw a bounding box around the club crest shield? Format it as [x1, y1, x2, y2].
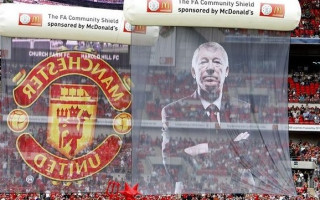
[9, 51, 131, 182]
[47, 84, 98, 159]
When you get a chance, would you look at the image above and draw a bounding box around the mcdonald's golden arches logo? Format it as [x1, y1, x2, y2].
[260, 3, 285, 18]
[19, 13, 42, 26]
[147, 0, 172, 13]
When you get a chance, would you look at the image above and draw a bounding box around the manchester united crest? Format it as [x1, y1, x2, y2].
[47, 84, 98, 159]
[7, 51, 132, 182]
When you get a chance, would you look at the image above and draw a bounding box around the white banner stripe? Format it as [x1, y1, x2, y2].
[124, 0, 301, 31]
[0, 3, 159, 45]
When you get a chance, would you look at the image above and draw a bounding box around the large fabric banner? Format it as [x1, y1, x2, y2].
[131, 27, 295, 195]
[0, 37, 132, 194]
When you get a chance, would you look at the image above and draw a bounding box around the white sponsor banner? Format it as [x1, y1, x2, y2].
[291, 161, 317, 169]
[124, 0, 301, 31]
[289, 124, 320, 132]
[0, 3, 159, 45]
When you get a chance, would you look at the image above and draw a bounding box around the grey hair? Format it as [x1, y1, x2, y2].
[192, 42, 229, 69]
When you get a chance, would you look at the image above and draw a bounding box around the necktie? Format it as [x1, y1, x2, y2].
[208, 104, 219, 122]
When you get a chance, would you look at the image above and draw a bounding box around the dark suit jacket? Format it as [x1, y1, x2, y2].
[160, 91, 259, 194]
[161, 91, 236, 124]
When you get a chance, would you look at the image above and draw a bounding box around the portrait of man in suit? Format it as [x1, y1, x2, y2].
[161, 42, 231, 126]
[161, 42, 255, 194]
[130, 28, 294, 195]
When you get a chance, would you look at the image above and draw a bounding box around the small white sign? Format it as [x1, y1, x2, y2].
[26, 175, 34, 184]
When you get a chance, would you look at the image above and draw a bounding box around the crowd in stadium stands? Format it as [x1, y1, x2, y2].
[288, 71, 320, 125]
[136, 133, 298, 193]
[1, 55, 320, 198]
[291, 0, 320, 38]
[0, 0, 319, 199]
[288, 104, 320, 125]
[0, 133, 318, 199]
[290, 140, 320, 163]
[0, 87, 317, 199]
[288, 72, 320, 104]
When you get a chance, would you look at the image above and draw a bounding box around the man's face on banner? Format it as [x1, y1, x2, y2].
[192, 45, 229, 98]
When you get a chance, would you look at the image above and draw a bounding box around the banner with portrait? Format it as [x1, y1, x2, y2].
[0, 37, 132, 194]
[131, 27, 295, 195]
